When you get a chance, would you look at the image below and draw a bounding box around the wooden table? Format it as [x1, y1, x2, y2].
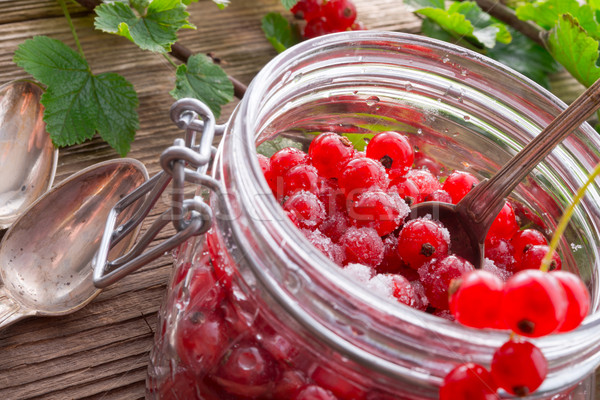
[0, 1, 590, 399]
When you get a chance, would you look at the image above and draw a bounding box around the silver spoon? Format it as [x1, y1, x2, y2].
[0, 80, 58, 229]
[0, 158, 148, 329]
[410, 78, 600, 268]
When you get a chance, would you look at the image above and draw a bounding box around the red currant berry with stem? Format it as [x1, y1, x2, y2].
[284, 164, 320, 196]
[283, 191, 326, 229]
[519, 244, 561, 272]
[449, 270, 504, 329]
[175, 309, 229, 373]
[418, 255, 475, 310]
[442, 170, 478, 204]
[551, 270, 590, 332]
[511, 228, 547, 266]
[397, 217, 450, 270]
[309, 132, 355, 179]
[491, 340, 547, 397]
[366, 131, 414, 178]
[212, 340, 280, 398]
[291, 0, 324, 21]
[294, 385, 338, 400]
[321, 0, 357, 30]
[389, 176, 421, 205]
[440, 363, 498, 400]
[405, 168, 441, 199]
[348, 189, 408, 236]
[339, 226, 384, 267]
[485, 201, 519, 244]
[339, 156, 389, 198]
[500, 269, 567, 337]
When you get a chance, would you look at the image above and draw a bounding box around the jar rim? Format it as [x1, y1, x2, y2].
[224, 30, 600, 393]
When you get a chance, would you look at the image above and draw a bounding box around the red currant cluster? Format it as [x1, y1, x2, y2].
[291, 0, 365, 39]
[259, 131, 591, 398]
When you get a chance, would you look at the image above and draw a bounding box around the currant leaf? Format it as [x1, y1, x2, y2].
[94, 0, 195, 53]
[404, 0, 445, 11]
[13, 36, 139, 156]
[211, 0, 230, 9]
[281, 0, 299, 10]
[170, 54, 234, 118]
[416, 2, 511, 49]
[257, 137, 302, 157]
[547, 13, 600, 87]
[516, 0, 600, 39]
[262, 12, 301, 53]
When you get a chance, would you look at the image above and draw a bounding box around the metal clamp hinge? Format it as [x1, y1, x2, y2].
[92, 98, 225, 288]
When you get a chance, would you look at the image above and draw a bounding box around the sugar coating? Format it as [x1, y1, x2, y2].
[366, 274, 395, 300]
[342, 263, 374, 283]
[483, 258, 512, 282]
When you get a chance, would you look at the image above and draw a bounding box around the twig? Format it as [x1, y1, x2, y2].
[470, 0, 546, 47]
[74, 0, 247, 98]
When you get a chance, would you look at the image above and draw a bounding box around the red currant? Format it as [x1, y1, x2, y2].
[318, 210, 350, 242]
[309, 132, 355, 179]
[485, 201, 519, 244]
[519, 244, 561, 272]
[348, 189, 408, 236]
[304, 16, 337, 38]
[365, 131, 414, 178]
[389, 176, 421, 205]
[175, 310, 229, 373]
[449, 270, 504, 329]
[511, 228, 547, 267]
[283, 164, 320, 197]
[291, 0, 324, 21]
[397, 217, 450, 270]
[273, 370, 307, 399]
[491, 340, 547, 397]
[551, 270, 590, 332]
[441, 170, 478, 204]
[294, 385, 337, 400]
[283, 191, 326, 229]
[500, 269, 567, 337]
[270, 147, 309, 181]
[302, 228, 344, 265]
[440, 363, 498, 400]
[339, 156, 389, 198]
[418, 255, 474, 310]
[424, 189, 452, 203]
[321, 0, 357, 30]
[405, 168, 441, 199]
[339, 226, 384, 267]
[484, 237, 516, 272]
[213, 340, 280, 397]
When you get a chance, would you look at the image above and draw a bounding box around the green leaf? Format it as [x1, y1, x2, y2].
[261, 12, 301, 53]
[404, 0, 446, 12]
[94, 0, 195, 53]
[547, 13, 600, 87]
[416, 2, 511, 49]
[281, 0, 299, 10]
[516, 0, 600, 39]
[13, 36, 139, 156]
[212, 0, 230, 9]
[170, 54, 234, 118]
[487, 28, 561, 89]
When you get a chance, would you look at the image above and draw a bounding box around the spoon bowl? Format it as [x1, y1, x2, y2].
[0, 80, 58, 229]
[0, 158, 148, 329]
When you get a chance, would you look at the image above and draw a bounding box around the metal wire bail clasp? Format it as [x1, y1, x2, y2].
[92, 98, 225, 288]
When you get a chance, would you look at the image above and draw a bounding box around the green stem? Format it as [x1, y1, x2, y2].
[163, 53, 178, 69]
[540, 161, 600, 272]
[58, 0, 86, 60]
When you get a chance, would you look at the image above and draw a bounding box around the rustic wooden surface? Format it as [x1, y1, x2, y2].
[0, 1, 590, 399]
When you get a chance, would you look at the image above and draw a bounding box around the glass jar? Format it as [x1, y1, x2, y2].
[146, 31, 600, 399]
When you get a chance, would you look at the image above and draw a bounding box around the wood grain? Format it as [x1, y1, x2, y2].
[0, 1, 593, 399]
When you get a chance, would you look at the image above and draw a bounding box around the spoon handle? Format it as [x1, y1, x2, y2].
[457, 77, 600, 237]
[0, 286, 26, 330]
